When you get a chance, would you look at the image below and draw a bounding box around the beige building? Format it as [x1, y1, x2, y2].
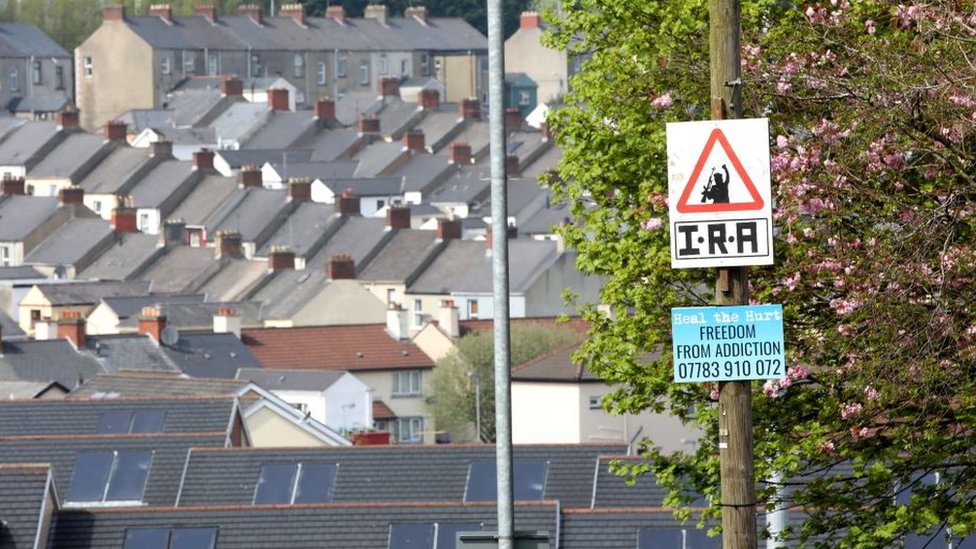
[504, 11, 579, 103]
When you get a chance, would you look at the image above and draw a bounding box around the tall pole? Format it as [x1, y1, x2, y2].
[709, 0, 757, 547]
[486, 0, 514, 548]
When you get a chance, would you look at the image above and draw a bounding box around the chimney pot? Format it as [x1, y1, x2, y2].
[220, 77, 243, 97]
[403, 129, 425, 153]
[436, 218, 462, 241]
[57, 107, 79, 130]
[325, 5, 346, 23]
[103, 4, 125, 21]
[520, 11, 541, 29]
[364, 4, 388, 25]
[268, 246, 296, 271]
[504, 107, 522, 130]
[238, 164, 262, 187]
[337, 189, 361, 216]
[194, 4, 218, 21]
[149, 4, 172, 22]
[138, 307, 167, 344]
[418, 88, 440, 110]
[103, 120, 127, 142]
[214, 229, 243, 259]
[459, 98, 481, 120]
[59, 186, 84, 205]
[327, 254, 356, 280]
[237, 3, 263, 24]
[267, 88, 289, 112]
[314, 98, 336, 120]
[111, 206, 139, 233]
[448, 142, 472, 165]
[405, 6, 427, 23]
[213, 307, 241, 338]
[280, 3, 306, 25]
[386, 205, 411, 229]
[192, 148, 215, 172]
[287, 177, 312, 202]
[357, 113, 381, 135]
[506, 154, 520, 175]
[58, 311, 86, 349]
[1, 175, 25, 196]
[379, 76, 400, 98]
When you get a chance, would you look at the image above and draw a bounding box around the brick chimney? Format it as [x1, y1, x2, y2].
[237, 3, 263, 24]
[460, 98, 481, 120]
[486, 225, 517, 251]
[238, 164, 262, 187]
[150, 140, 173, 158]
[364, 4, 388, 25]
[111, 206, 139, 233]
[57, 107, 79, 130]
[268, 246, 296, 271]
[520, 11, 541, 29]
[418, 89, 440, 110]
[138, 307, 166, 344]
[103, 120, 127, 142]
[327, 254, 355, 280]
[504, 107, 522, 130]
[161, 218, 186, 247]
[194, 4, 218, 22]
[214, 229, 243, 259]
[287, 177, 312, 202]
[280, 3, 306, 26]
[379, 76, 400, 98]
[192, 148, 215, 172]
[315, 98, 336, 120]
[58, 311, 86, 349]
[337, 188, 361, 216]
[1, 176, 25, 196]
[438, 299, 459, 338]
[213, 307, 241, 338]
[386, 204, 411, 229]
[448, 142, 472, 165]
[357, 113, 380, 135]
[506, 154, 520, 175]
[221, 77, 243, 97]
[150, 4, 172, 22]
[325, 5, 346, 23]
[267, 88, 289, 112]
[103, 4, 125, 21]
[403, 129, 425, 153]
[405, 6, 428, 23]
[436, 218, 462, 241]
[59, 186, 84, 205]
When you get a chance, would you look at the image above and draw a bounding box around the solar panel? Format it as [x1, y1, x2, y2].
[97, 411, 166, 434]
[637, 528, 683, 548]
[104, 451, 152, 501]
[253, 463, 298, 504]
[293, 463, 337, 504]
[464, 461, 548, 502]
[895, 472, 938, 506]
[388, 524, 435, 549]
[123, 528, 169, 549]
[97, 411, 132, 434]
[130, 411, 166, 433]
[683, 528, 720, 548]
[67, 452, 113, 502]
[170, 527, 218, 549]
[435, 523, 481, 549]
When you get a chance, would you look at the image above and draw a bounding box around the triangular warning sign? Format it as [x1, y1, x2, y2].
[676, 128, 764, 213]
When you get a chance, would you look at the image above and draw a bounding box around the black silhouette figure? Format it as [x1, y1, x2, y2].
[701, 164, 730, 204]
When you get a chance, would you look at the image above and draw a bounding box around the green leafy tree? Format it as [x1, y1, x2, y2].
[546, 0, 976, 545]
[432, 324, 578, 442]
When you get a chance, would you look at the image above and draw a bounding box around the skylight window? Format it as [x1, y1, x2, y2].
[252, 462, 337, 504]
[464, 461, 547, 502]
[388, 523, 482, 549]
[637, 527, 719, 549]
[96, 411, 166, 434]
[67, 450, 152, 503]
[124, 527, 218, 549]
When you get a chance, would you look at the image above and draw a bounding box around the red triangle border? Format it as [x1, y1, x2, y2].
[676, 128, 764, 213]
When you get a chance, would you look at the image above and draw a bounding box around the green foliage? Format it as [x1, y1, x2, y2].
[431, 324, 579, 442]
[546, 0, 976, 545]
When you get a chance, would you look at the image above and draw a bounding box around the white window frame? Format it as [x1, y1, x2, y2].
[83, 56, 93, 78]
[160, 56, 171, 75]
[518, 90, 531, 106]
[293, 53, 304, 78]
[420, 53, 429, 76]
[183, 53, 194, 75]
[336, 53, 347, 78]
[316, 61, 326, 85]
[394, 417, 423, 443]
[467, 300, 479, 320]
[392, 370, 421, 397]
[359, 60, 369, 85]
[378, 54, 388, 76]
[9, 67, 18, 91]
[412, 298, 423, 328]
[208, 53, 218, 75]
[32, 60, 42, 85]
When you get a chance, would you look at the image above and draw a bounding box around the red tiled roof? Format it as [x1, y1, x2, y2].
[372, 400, 397, 420]
[241, 324, 434, 371]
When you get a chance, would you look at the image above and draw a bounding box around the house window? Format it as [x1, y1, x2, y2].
[386, 288, 397, 305]
[392, 370, 421, 397]
[208, 53, 218, 75]
[316, 61, 326, 85]
[160, 56, 171, 75]
[400, 58, 408, 76]
[83, 56, 93, 77]
[392, 417, 423, 443]
[66, 450, 153, 503]
[0, 245, 9, 267]
[30, 309, 41, 324]
[434, 58, 442, 76]
[55, 66, 64, 89]
[412, 298, 423, 327]
[378, 54, 388, 75]
[336, 53, 347, 78]
[9, 67, 18, 91]
[92, 200, 102, 213]
[519, 90, 531, 106]
[183, 53, 195, 75]
[293, 53, 304, 78]
[589, 396, 601, 410]
[139, 213, 150, 231]
[32, 60, 42, 85]
[359, 60, 369, 85]
[467, 300, 479, 320]
[124, 527, 217, 549]
[420, 53, 429, 76]
[250, 54, 261, 76]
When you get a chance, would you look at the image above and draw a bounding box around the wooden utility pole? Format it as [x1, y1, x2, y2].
[709, 0, 758, 547]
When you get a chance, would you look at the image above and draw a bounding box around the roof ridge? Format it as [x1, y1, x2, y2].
[0, 431, 227, 441]
[15, 394, 236, 404]
[189, 442, 626, 453]
[60, 499, 559, 515]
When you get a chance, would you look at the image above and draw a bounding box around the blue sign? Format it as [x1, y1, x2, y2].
[671, 304, 785, 383]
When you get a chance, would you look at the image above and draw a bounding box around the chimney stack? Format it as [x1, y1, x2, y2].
[327, 254, 355, 280]
[57, 106, 79, 130]
[386, 304, 409, 340]
[403, 129, 425, 153]
[386, 204, 411, 229]
[213, 307, 241, 338]
[405, 6, 428, 23]
[58, 311, 86, 349]
[280, 3, 306, 26]
[504, 107, 522, 130]
[194, 4, 218, 22]
[459, 98, 481, 120]
[214, 229, 243, 259]
[506, 154, 520, 175]
[267, 88, 289, 112]
[325, 5, 346, 23]
[103, 4, 125, 21]
[238, 164, 262, 187]
[314, 98, 336, 121]
[448, 142, 472, 165]
[364, 4, 388, 25]
[418, 89, 440, 110]
[337, 188, 361, 216]
[379, 76, 400, 98]
[111, 205, 139, 233]
[1, 176, 25, 196]
[287, 177, 312, 202]
[438, 299, 460, 338]
[192, 148, 215, 172]
[59, 186, 84, 205]
[150, 4, 172, 22]
[436, 218, 462, 241]
[357, 113, 381, 136]
[237, 3, 263, 24]
[268, 246, 296, 271]
[161, 218, 186, 247]
[520, 11, 541, 29]
[150, 140, 173, 158]
[221, 77, 243, 97]
[540, 122, 551, 142]
[103, 120, 127, 142]
[138, 307, 167, 344]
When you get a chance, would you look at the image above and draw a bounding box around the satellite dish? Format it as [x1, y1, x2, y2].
[160, 326, 179, 346]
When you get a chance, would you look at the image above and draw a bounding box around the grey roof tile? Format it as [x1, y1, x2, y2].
[129, 160, 196, 208]
[241, 111, 316, 150]
[70, 371, 247, 398]
[452, 240, 562, 294]
[216, 149, 312, 171]
[255, 202, 338, 257]
[325, 176, 403, 196]
[0, 195, 60, 240]
[388, 153, 454, 195]
[0, 120, 58, 166]
[0, 265, 44, 279]
[115, 109, 177, 134]
[0, 379, 62, 398]
[33, 280, 152, 307]
[407, 239, 486, 294]
[427, 168, 491, 206]
[591, 456, 670, 508]
[561, 508, 718, 548]
[204, 187, 289, 241]
[135, 247, 216, 293]
[267, 160, 359, 181]
[235, 368, 345, 391]
[0, 23, 69, 56]
[160, 332, 263, 379]
[23, 217, 114, 268]
[193, 259, 268, 302]
[84, 334, 180, 374]
[0, 463, 51, 549]
[357, 229, 441, 283]
[351, 141, 409, 178]
[116, 301, 263, 332]
[168, 174, 238, 225]
[0, 339, 105, 392]
[209, 102, 271, 145]
[96, 294, 207, 321]
[76, 233, 163, 281]
[27, 133, 106, 180]
[247, 269, 328, 320]
[304, 216, 388, 270]
[77, 147, 153, 194]
[308, 128, 361, 162]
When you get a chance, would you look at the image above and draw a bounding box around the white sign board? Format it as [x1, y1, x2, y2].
[666, 118, 773, 268]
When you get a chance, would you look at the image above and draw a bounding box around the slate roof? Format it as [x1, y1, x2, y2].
[560, 508, 719, 549]
[0, 463, 53, 549]
[129, 159, 196, 208]
[204, 187, 289, 241]
[590, 456, 671, 509]
[357, 229, 442, 283]
[241, 111, 316, 150]
[390, 153, 454, 195]
[0, 22, 69, 57]
[453, 239, 563, 294]
[0, 339, 104, 389]
[193, 259, 268, 302]
[0, 120, 58, 166]
[0, 395, 238, 437]
[246, 268, 329, 319]
[70, 371, 248, 399]
[322, 176, 404, 197]
[216, 148, 312, 171]
[209, 102, 270, 145]
[1, 379, 66, 399]
[27, 133, 105, 180]
[76, 232, 163, 281]
[241, 324, 433, 371]
[0, 433, 228, 507]
[48, 501, 556, 549]
[308, 128, 361, 162]
[97, 294, 207, 322]
[115, 109, 177, 134]
[428, 168, 491, 206]
[160, 332, 264, 379]
[33, 278, 150, 307]
[267, 160, 359, 181]
[135, 247, 216, 293]
[77, 147, 152, 194]
[0, 307, 25, 338]
[0, 264, 44, 279]
[511, 343, 597, 383]
[167, 174, 238, 225]
[254, 201, 338, 257]
[116, 301, 263, 332]
[0, 195, 60, 240]
[235, 368, 345, 391]
[24, 217, 113, 268]
[304, 216, 388, 270]
[350, 141, 409, 178]
[407, 239, 487, 294]
[177, 443, 625, 507]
